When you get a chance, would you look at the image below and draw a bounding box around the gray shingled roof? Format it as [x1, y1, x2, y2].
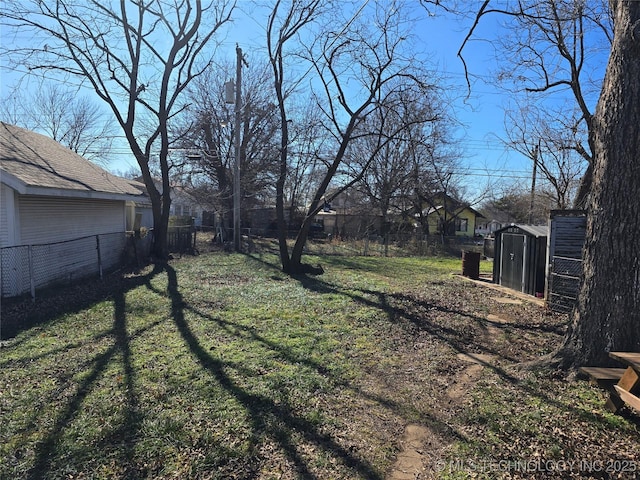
[0, 122, 144, 199]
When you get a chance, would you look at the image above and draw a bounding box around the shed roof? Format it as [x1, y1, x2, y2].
[0, 122, 145, 201]
[496, 223, 549, 238]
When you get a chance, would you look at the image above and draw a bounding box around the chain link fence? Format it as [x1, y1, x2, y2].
[291, 233, 483, 258]
[547, 256, 583, 313]
[1, 232, 133, 299]
[195, 230, 484, 258]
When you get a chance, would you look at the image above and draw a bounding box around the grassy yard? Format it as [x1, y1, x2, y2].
[0, 249, 638, 479]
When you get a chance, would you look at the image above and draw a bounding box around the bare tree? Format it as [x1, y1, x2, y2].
[1, 83, 115, 165]
[267, 0, 325, 273]
[502, 101, 587, 210]
[173, 61, 280, 237]
[351, 85, 447, 240]
[268, 0, 439, 273]
[283, 101, 334, 230]
[1, 0, 234, 259]
[481, 186, 555, 225]
[458, 0, 611, 208]
[407, 112, 476, 242]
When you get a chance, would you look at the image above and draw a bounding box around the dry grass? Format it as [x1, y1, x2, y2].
[1, 248, 638, 479]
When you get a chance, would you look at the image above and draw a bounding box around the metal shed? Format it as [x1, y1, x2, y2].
[493, 224, 549, 296]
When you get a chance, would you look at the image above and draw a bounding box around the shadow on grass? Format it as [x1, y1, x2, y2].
[12, 255, 629, 478]
[295, 273, 515, 363]
[292, 272, 629, 435]
[24, 265, 164, 480]
[164, 264, 385, 480]
[1, 264, 165, 341]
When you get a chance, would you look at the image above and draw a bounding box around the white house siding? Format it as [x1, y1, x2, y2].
[0, 183, 17, 247]
[18, 196, 125, 245]
[0, 185, 21, 296]
[1, 196, 128, 297]
[125, 201, 154, 231]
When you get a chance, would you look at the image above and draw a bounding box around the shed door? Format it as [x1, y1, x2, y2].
[500, 233, 526, 292]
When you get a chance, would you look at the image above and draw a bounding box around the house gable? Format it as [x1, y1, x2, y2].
[424, 194, 483, 237]
[0, 122, 145, 201]
[0, 122, 151, 247]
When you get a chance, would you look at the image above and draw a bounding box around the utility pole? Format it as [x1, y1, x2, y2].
[528, 141, 539, 224]
[232, 44, 247, 252]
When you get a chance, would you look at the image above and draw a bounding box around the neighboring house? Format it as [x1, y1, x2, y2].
[423, 194, 484, 237]
[0, 122, 150, 297]
[475, 219, 506, 236]
[314, 191, 485, 238]
[317, 190, 383, 238]
[170, 184, 205, 226]
[133, 177, 206, 227]
[475, 209, 515, 236]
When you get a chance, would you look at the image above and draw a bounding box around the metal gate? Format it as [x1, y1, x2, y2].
[500, 233, 526, 292]
[547, 211, 586, 312]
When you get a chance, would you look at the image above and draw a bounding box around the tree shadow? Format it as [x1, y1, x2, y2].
[180, 300, 467, 445]
[1, 264, 165, 341]
[164, 263, 388, 479]
[296, 273, 519, 366]
[12, 256, 627, 478]
[24, 266, 163, 479]
[293, 272, 626, 434]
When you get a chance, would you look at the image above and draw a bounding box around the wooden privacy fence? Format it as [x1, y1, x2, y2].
[167, 226, 196, 253]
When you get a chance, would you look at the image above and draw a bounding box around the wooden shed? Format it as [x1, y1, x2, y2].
[493, 224, 548, 296]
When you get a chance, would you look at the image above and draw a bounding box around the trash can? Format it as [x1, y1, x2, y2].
[462, 250, 481, 279]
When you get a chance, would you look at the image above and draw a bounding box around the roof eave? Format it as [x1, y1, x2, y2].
[0, 169, 28, 194]
[2, 168, 150, 203]
[14, 184, 148, 203]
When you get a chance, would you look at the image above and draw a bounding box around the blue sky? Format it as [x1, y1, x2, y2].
[0, 0, 607, 204]
[221, 2, 543, 197]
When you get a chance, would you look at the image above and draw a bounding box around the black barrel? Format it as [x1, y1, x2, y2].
[462, 250, 481, 279]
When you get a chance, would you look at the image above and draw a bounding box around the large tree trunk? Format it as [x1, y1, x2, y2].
[143, 172, 170, 260]
[289, 220, 313, 273]
[558, 1, 640, 368]
[275, 112, 291, 273]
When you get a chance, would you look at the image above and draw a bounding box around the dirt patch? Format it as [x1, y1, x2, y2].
[486, 313, 513, 324]
[445, 364, 484, 404]
[386, 424, 442, 480]
[385, 287, 532, 480]
[490, 296, 523, 305]
[387, 353, 502, 479]
[456, 352, 497, 366]
[447, 353, 498, 403]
